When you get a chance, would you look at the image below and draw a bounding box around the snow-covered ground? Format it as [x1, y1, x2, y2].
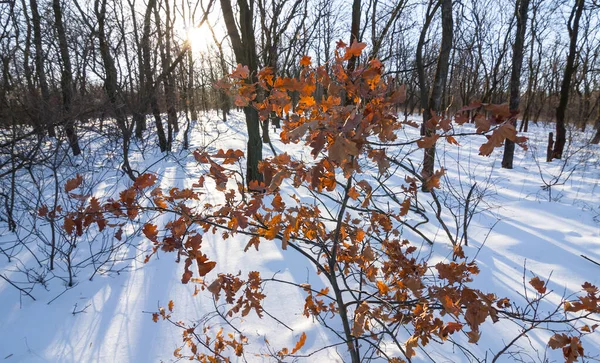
[1, 112, 599, 362]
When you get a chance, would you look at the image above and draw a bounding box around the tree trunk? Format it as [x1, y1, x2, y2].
[553, 0, 584, 159]
[591, 100, 600, 144]
[142, 0, 168, 152]
[94, 0, 136, 181]
[502, 0, 530, 169]
[30, 0, 55, 137]
[53, 0, 81, 156]
[128, 0, 146, 139]
[187, 49, 198, 121]
[422, 0, 453, 190]
[220, 0, 262, 186]
[416, 1, 441, 136]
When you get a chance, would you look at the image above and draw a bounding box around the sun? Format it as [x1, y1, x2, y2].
[186, 26, 211, 51]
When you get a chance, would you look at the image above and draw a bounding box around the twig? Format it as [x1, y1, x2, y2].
[0, 274, 36, 301]
[581, 254, 600, 267]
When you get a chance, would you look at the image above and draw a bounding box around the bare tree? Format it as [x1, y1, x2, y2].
[553, 0, 585, 159]
[501, 0, 530, 169]
[418, 0, 453, 190]
[220, 0, 263, 185]
[52, 0, 81, 156]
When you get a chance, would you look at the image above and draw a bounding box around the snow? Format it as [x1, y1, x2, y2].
[1, 112, 599, 362]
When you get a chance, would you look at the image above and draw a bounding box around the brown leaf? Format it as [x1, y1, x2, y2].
[38, 205, 48, 217]
[329, 136, 359, 164]
[405, 336, 419, 357]
[400, 198, 411, 216]
[181, 270, 193, 284]
[143, 223, 159, 242]
[416, 135, 439, 149]
[197, 257, 217, 276]
[529, 276, 547, 294]
[65, 174, 83, 192]
[466, 330, 480, 343]
[548, 333, 570, 349]
[64, 216, 75, 235]
[390, 85, 406, 104]
[231, 64, 249, 79]
[475, 115, 490, 133]
[134, 173, 157, 189]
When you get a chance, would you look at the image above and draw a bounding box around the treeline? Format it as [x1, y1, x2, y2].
[0, 0, 599, 173]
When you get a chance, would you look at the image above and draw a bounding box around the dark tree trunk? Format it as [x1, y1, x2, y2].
[30, 0, 55, 137]
[502, 0, 530, 169]
[94, 0, 136, 181]
[553, 0, 584, 160]
[142, 0, 168, 152]
[220, 0, 262, 186]
[416, 1, 441, 136]
[154, 6, 174, 150]
[422, 0, 453, 190]
[187, 49, 198, 121]
[128, 0, 146, 139]
[53, 0, 81, 156]
[591, 100, 600, 144]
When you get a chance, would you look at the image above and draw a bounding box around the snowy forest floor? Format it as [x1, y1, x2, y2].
[1, 111, 599, 362]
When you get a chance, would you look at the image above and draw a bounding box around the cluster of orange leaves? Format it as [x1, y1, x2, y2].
[52, 40, 600, 362]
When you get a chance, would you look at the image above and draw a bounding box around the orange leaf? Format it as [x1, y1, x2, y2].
[168, 300, 174, 312]
[299, 55, 311, 67]
[299, 95, 316, 107]
[425, 168, 446, 190]
[271, 193, 285, 211]
[290, 332, 307, 354]
[376, 280, 389, 295]
[153, 197, 168, 209]
[445, 136, 460, 145]
[348, 187, 360, 200]
[344, 41, 367, 60]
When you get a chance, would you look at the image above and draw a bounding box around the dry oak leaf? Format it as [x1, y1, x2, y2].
[143, 223, 159, 242]
[344, 41, 367, 60]
[329, 136, 359, 164]
[290, 332, 307, 354]
[230, 64, 249, 79]
[529, 276, 547, 294]
[299, 55, 311, 67]
[416, 135, 439, 149]
[134, 173, 157, 189]
[65, 174, 83, 192]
